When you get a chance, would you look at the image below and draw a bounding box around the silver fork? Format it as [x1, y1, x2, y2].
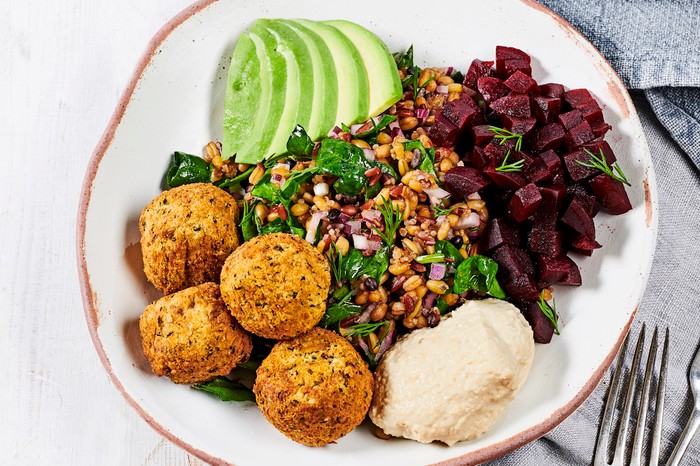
[593, 324, 670, 466]
[666, 338, 700, 466]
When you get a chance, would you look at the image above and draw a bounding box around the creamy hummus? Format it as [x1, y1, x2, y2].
[369, 299, 534, 445]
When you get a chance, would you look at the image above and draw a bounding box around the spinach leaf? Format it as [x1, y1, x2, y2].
[363, 246, 390, 282]
[165, 152, 212, 188]
[192, 377, 255, 402]
[213, 166, 254, 193]
[316, 138, 374, 196]
[286, 125, 315, 158]
[435, 296, 450, 315]
[259, 217, 289, 235]
[393, 45, 414, 70]
[353, 115, 397, 145]
[336, 246, 389, 282]
[240, 200, 261, 242]
[250, 172, 279, 201]
[319, 302, 361, 327]
[404, 140, 440, 184]
[453, 255, 506, 299]
[450, 70, 465, 84]
[434, 240, 464, 267]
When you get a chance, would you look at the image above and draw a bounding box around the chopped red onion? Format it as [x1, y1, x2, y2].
[423, 187, 450, 206]
[455, 211, 480, 230]
[346, 220, 362, 234]
[436, 215, 447, 224]
[390, 127, 404, 139]
[467, 192, 482, 200]
[337, 212, 351, 223]
[423, 292, 438, 310]
[362, 209, 382, 223]
[363, 148, 376, 162]
[305, 211, 328, 243]
[367, 240, 382, 251]
[313, 182, 329, 196]
[429, 263, 446, 280]
[270, 172, 283, 183]
[353, 234, 369, 250]
[375, 320, 396, 360]
[436, 85, 449, 94]
[350, 123, 364, 134]
[388, 121, 399, 131]
[445, 66, 454, 76]
[415, 108, 429, 122]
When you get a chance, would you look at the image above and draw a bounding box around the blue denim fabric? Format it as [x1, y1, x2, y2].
[540, 0, 700, 168]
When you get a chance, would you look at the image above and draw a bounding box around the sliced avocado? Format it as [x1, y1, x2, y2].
[221, 34, 262, 161]
[322, 20, 402, 118]
[278, 20, 338, 141]
[292, 19, 369, 127]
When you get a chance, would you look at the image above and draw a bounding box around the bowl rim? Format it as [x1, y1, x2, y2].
[76, 0, 656, 464]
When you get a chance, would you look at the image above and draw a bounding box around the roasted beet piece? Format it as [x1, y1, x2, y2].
[562, 88, 593, 108]
[529, 123, 565, 153]
[509, 183, 542, 222]
[484, 142, 510, 165]
[532, 95, 562, 124]
[477, 77, 510, 103]
[589, 173, 632, 215]
[503, 272, 540, 301]
[470, 146, 490, 169]
[579, 99, 604, 124]
[561, 198, 596, 241]
[443, 166, 490, 198]
[591, 121, 612, 138]
[441, 95, 479, 129]
[483, 165, 527, 190]
[531, 210, 558, 230]
[427, 113, 461, 147]
[558, 109, 584, 131]
[472, 125, 495, 147]
[490, 94, 531, 118]
[503, 60, 532, 78]
[569, 234, 602, 256]
[540, 150, 563, 175]
[495, 46, 531, 77]
[528, 229, 564, 257]
[523, 302, 555, 343]
[536, 255, 570, 286]
[505, 70, 538, 94]
[582, 140, 616, 163]
[539, 83, 566, 98]
[524, 158, 549, 185]
[567, 184, 597, 217]
[558, 256, 582, 286]
[502, 116, 537, 136]
[482, 218, 520, 252]
[564, 148, 603, 181]
[492, 244, 535, 275]
[564, 120, 595, 151]
[539, 185, 567, 212]
[464, 59, 494, 89]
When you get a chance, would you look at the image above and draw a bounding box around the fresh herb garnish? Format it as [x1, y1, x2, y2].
[192, 377, 255, 402]
[319, 289, 361, 327]
[416, 76, 435, 96]
[240, 200, 261, 242]
[329, 244, 389, 283]
[165, 151, 212, 188]
[576, 148, 631, 186]
[344, 321, 389, 338]
[393, 45, 414, 70]
[537, 291, 560, 335]
[286, 124, 315, 158]
[315, 138, 375, 196]
[495, 150, 525, 173]
[415, 253, 445, 264]
[374, 197, 402, 246]
[213, 166, 254, 192]
[403, 140, 440, 184]
[433, 199, 454, 217]
[353, 115, 398, 145]
[453, 254, 506, 298]
[434, 240, 464, 267]
[489, 126, 523, 152]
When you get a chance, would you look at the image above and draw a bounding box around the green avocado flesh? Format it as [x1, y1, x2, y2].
[222, 19, 401, 163]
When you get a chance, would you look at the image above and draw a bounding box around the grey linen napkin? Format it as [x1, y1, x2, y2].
[487, 1, 700, 464]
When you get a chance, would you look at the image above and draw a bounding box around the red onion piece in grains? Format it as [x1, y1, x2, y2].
[429, 263, 447, 280]
[455, 211, 480, 230]
[305, 211, 327, 243]
[353, 234, 369, 250]
[423, 187, 450, 206]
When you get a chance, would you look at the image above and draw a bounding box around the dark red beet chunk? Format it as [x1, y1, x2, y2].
[509, 183, 542, 222]
[504, 59, 532, 78]
[579, 99, 604, 124]
[582, 140, 616, 164]
[464, 59, 494, 89]
[492, 244, 536, 276]
[537, 255, 570, 286]
[503, 272, 540, 301]
[477, 77, 510, 103]
[470, 146, 490, 169]
[531, 210, 558, 230]
[427, 113, 461, 147]
[540, 150, 563, 176]
[441, 95, 479, 129]
[539, 185, 567, 212]
[561, 199, 595, 241]
[524, 158, 549, 185]
[443, 166, 490, 198]
[558, 256, 582, 286]
[564, 149, 602, 181]
[482, 218, 520, 252]
[484, 142, 510, 165]
[591, 121, 612, 138]
[523, 302, 555, 343]
[490, 94, 531, 118]
[483, 165, 527, 190]
[505, 70, 538, 94]
[570, 234, 602, 256]
[496, 46, 531, 77]
[564, 120, 595, 151]
[539, 83, 566, 98]
[532, 95, 562, 124]
[529, 123, 565, 153]
[589, 173, 632, 215]
[528, 229, 564, 257]
[472, 125, 495, 147]
[562, 88, 593, 108]
[558, 109, 584, 130]
[503, 116, 537, 136]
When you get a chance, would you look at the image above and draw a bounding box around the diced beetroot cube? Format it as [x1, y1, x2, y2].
[505, 70, 538, 94]
[531, 210, 558, 230]
[564, 120, 595, 151]
[472, 125, 494, 147]
[589, 173, 632, 215]
[443, 166, 490, 198]
[504, 59, 532, 78]
[463, 59, 494, 89]
[528, 229, 564, 257]
[524, 158, 548, 185]
[532, 96, 562, 124]
[591, 121, 612, 138]
[558, 109, 584, 131]
[427, 113, 461, 147]
[503, 272, 540, 301]
[514, 150, 535, 167]
[540, 149, 563, 174]
[539, 83, 566, 98]
[490, 94, 531, 118]
[477, 77, 510, 103]
[509, 183, 542, 222]
[539, 185, 567, 212]
[582, 140, 616, 164]
[484, 142, 510, 165]
[537, 255, 570, 286]
[579, 99, 604, 124]
[567, 183, 597, 216]
[470, 146, 490, 169]
[569, 234, 602, 256]
[503, 116, 537, 136]
[482, 218, 520, 252]
[492, 244, 535, 275]
[558, 256, 582, 286]
[564, 149, 600, 181]
[561, 198, 596, 240]
[523, 302, 555, 343]
[529, 123, 565, 153]
[496, 46, 531, 76]
[562, 89, 593, 108]
[441, 95, 479, 129]
[483, 165, 527, 190]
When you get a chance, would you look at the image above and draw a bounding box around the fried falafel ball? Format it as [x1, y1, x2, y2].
[139, 183, 239, 295]
[253, 328, 373, 446]
[139, 282, 252, 384]
[219, 232, 330, 340]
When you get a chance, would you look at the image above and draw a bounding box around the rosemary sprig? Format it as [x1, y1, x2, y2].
[415, 253, 446, 264]
[576, 148, 631, 186]
[432, 199, 454, 217]
[489, 126, 523, 152]
[344, 321, 389, 338]
[537, 291, 560, 335]
[374, 196, 402, 246]
[495, 150, 525, 173]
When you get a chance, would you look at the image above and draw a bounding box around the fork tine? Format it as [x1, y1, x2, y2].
[630, 327, 658, 466]
[648, 328, 669, 466]
[611, 324, 646, 466]
[594, 328, 633, 465]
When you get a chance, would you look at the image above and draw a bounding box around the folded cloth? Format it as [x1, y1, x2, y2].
[538, 0, 700, 168]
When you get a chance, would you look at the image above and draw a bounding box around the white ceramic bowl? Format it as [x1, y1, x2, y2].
[77, 0, 658, 464]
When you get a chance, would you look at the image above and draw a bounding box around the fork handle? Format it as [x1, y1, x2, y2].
[667, 407, 700, 466]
